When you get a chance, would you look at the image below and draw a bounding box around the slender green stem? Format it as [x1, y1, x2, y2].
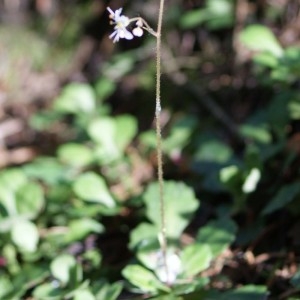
[155, 0, 169, 283]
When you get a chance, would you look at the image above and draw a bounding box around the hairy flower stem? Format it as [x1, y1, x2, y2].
[155, 0, 169, 283]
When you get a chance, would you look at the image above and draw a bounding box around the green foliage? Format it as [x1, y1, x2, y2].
[196, 217, 237, 258]
[180, 0, 234, 29]
[73, 172, 115, 207]
[239, 25, 283, 57]
[180, 244, 212, 277]
[143, 181, 199, 239]
[122, 265, 170, 294]
[2, 1, 300, 299]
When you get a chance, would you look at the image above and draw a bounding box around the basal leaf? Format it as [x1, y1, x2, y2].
[144, 181, 199, 239]
[74, 289, 95, 300]
[129, 222, 158, 250]
[50, 254, 76, 284]
[181, 244, 212, 277]
[73, 172, 115, 207]
[122, 265, 169, 294]
[114, 115, 137, 152]
[196, 217, 237, 257]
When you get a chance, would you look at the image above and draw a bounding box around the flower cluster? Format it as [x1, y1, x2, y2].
[107, 7, 147, 43]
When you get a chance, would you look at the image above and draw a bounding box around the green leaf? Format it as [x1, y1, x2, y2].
[205, 0, 234, 29]
[239, 25, 283, 57]
[73, 172, 115, 207]
[33, 283, 63, 300]
[220, 165, 240, 185]
[11, 220, 39, 252]
[57, 143, 93, 167]
[196, 217, 237, 257]
[194, 140, 233, 163]
[262, 183, 300, 215]
[95, 77, 116, 101]
[181, 244, 212, 277]
[88, 118, 120, 161]
[253, 52, 279, 68]
[144, 181, 199, 239]
[94, 280, 123, 300]
[239, 124, 272, 144]
[104, 282, 123, 300]
[16, 182, 44, 219]
[122, 265, 169, 294]
[288, 96, 300, 120]
[50, 254, 76, 284]
[172, 277, 210, 297]
[163, 116, 197, 154]
[180, 8, 208, 29]
[129, 222, 158, 250]
[179, 0, 233, 30]
[114, 115, 137, 152]
[74, 289, 95, 300]
[139, 130, 157, 149]
[219, 285, 269, 300]
[0, 169, 27, 191]
[103, 53, 135, 80]
[0, 184, 16, 217]
[0, 276, 13, 298]
[54, 83, 96, 114]
[0, 170, 28, 217]
[23, 157, 69, 185]
[64, 218, 104, 243]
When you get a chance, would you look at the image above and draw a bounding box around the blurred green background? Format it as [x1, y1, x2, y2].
[0, 0, 300, 299]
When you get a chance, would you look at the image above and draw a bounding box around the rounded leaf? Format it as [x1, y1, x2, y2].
[54, 83, 95, 114]
[114, 115, 137, 151]
[181, 244, 212, 277]
[73, 172, 115, 207]
[33, 282, 62, 299]
[50, 254, 76, 284]
[16, 182, 44, 219]
[239, 25, 283, 57]
[144, 181, 199, 239]
[57, 143, 93, 167]
[74, 289, 95, 300]
[11, 220, 39, 252]
[122, 265, 169, 293]
[196, 217, 237, 257]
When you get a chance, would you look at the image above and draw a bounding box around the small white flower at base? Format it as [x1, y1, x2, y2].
[133, 26, 143, 37]
[155, 250, 182, 284]
[107, 7, 133, 43]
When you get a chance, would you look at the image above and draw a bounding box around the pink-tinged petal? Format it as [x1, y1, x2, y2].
[107, 7, 114, 16]
[133, 27, 143, 37]
[113, 34, 120, 43]
[109, 31, 118, 39]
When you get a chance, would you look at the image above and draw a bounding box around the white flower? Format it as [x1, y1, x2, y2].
[155, 250, 182, 284]
[107, 7, 133, 43]
[133, 26, 143, 37]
